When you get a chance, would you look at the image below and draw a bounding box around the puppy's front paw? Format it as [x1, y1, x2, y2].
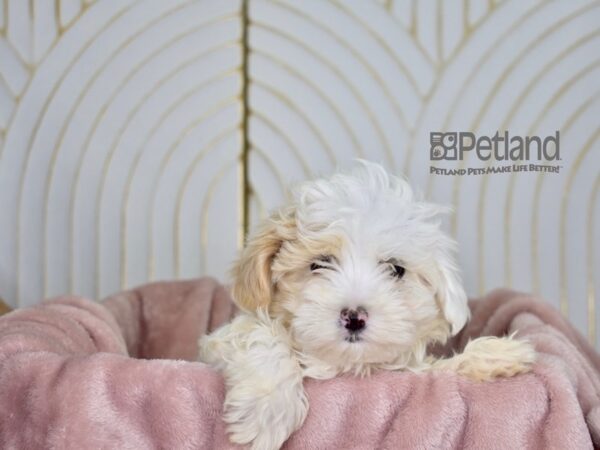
[453, 335, 536, 381]
[223, 385, 308, 450]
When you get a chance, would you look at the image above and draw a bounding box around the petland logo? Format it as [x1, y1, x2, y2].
[430, 131, 562, 176]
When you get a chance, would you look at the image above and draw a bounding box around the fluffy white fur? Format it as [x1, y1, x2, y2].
[199, 161, 535, 450]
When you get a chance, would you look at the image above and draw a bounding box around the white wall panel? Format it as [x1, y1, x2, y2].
[247, 0, 600, 345]
[0, 0, 242, 304]
[0, 0, 598, 347]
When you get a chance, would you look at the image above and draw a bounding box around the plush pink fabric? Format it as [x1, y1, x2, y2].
[0, 279, 598, 449]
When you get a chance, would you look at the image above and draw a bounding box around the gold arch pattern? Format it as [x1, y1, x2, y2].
[0, 0, 598, 349]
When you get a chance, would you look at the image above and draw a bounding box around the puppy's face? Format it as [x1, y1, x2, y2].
[232, 163, 469, 373]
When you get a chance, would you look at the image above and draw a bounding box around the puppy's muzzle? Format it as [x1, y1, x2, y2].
[340, 307, 368, 334]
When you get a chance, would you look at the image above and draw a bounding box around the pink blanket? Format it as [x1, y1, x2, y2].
[1, 278, 599, 449]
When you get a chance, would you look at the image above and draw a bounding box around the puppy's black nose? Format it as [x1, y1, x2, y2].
[340, 307, 368, 332]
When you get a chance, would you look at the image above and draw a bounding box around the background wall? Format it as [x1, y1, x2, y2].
[0, 0, 598, 344]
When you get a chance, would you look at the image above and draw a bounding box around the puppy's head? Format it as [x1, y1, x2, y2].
[232, 161, 469, 372]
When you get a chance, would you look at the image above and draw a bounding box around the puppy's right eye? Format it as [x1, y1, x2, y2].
[310, 255, 333, 272]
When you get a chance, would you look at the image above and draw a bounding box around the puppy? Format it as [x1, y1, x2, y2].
[199, 161, 535, 450]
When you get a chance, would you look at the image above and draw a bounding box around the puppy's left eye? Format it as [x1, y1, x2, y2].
[391, 265, 405, 279]
[383, 260, 406, 279]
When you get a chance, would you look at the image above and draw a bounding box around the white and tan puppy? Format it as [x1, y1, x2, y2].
[199, 161, 535, 450]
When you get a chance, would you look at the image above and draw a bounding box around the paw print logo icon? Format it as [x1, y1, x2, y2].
[430, 132, 458, 160]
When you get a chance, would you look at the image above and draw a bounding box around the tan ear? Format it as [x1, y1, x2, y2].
[231, 208, 296, 312]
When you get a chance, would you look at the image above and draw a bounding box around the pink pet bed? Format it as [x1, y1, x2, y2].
[1, 278, 599, 449]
